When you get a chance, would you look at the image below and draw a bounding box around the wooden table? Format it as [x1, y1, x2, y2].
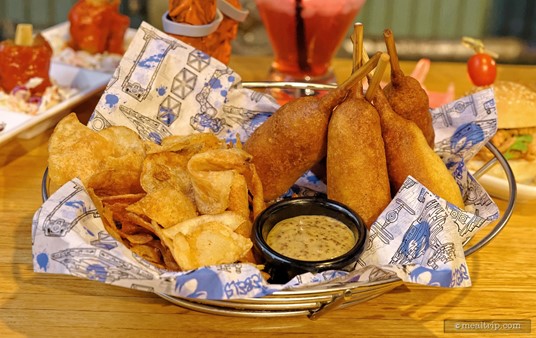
[1, 55, 535, 337]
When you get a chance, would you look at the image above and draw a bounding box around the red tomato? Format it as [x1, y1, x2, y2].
[467, 53, 497, 86]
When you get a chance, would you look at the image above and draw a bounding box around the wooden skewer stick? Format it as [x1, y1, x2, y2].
[316, 51, 380, 111]
[350, 22, 365, 97]
[337, 51, 381, 93]
[14, 24, 34, 47]
[361, 48, 370, 67]
[383, 28, 401, 74]
[351, 23, 364, 73]
[361, 45, 383, 98]
[365, 53, 390, 102]
[360, 46, 376, 81]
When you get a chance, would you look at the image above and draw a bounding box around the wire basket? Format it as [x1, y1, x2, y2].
[41, 81, 517, 320]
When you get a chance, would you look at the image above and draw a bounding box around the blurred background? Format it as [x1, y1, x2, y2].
[0, 0, 535, 64]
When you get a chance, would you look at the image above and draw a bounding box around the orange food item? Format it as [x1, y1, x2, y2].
[0, 34, 53, 95]
[208, 0, 242, 64]
[167, 0, 217, 57]
[166, 0, 242, 64]
[68, 0, 130, 54]
[169, 0, 217, 23]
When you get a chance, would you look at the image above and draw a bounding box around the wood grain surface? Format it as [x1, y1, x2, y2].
[0, 55, 534, 337]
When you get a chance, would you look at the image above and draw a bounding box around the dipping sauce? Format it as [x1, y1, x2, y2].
[266, 215, 356, 261]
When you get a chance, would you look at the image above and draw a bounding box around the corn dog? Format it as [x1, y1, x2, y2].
[383, 28, 435, 148]
[245, 53, 381, 201]
[327, 22, 391, 228]
[372, 89, 465, 209]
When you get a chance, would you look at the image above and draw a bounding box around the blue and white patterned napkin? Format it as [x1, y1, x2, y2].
[32, 22, 499, 299]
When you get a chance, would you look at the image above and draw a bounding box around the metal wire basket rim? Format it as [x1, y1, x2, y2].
[42, 81, 515, 258]
[158, 292, 313, 317]
[241, 81, 337, 90]
[156, 279, 404, 318]
[40, 80, 516, 317]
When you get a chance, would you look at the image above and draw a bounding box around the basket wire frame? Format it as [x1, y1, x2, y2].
[41, 81, 517, 319]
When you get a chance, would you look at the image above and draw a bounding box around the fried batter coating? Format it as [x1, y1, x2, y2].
[244, 94, 342, 201]
[327, 95, 391, 228]
[383, 29, 435, 148]
[245, 53, 382, 201]
[384, 72, 435, 147]
[373, 90, 465, 209]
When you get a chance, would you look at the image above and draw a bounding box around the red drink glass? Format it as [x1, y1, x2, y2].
[256, 0, 366, 86]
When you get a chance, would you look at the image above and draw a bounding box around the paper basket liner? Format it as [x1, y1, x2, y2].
[32, 22, 499, 300]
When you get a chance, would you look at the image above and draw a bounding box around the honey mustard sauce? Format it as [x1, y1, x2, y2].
[266, 215, 356, 261]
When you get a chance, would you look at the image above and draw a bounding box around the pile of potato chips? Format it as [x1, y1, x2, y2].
[47, 113, 265, 271]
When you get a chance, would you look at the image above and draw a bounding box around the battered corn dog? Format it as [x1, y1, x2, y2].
[372, 89, 465, 209]
[383, 29, 435, 148]
[327, 27, 391, 228]
[245, 53, 381, 201]
[327, 94, 391, 227]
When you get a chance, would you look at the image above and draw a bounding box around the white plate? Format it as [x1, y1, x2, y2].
[470, 160, 536, 203]
[41, 21, 136, 73]
[0, 63, 111, 145]
[477, 174, 536, 203]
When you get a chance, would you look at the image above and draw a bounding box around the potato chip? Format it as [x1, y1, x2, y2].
[140, 152, 192, 197]
[99, 193, 146, 205]
[188, 147, 252, 173]
[146, 238, 181, 271]
[95, 194, 153, 245]
[190, 170, 234, 215]
[157, 132, 224, 154]
[98, 126, 145, 157]
[48, 114, 268, 272]
[124, 211, 156, 233]
[188, 148, 253, 214]
[87, 188, 123, 243]
[149, 220, 175, 255]
[87, 170, 144, 197]
[227, 173, 249, 220]
[104, 202, 153, 236]
[48, 113, 114, 187]
[99, 126, 146, 174]
[104, 153, 145, 176]
[126, 187, 197, 228]
[241, 163, 266, 220]
[160, 245, 181, 271]
[162, 211, 248, 240]
[130, 244, 162, 265]
[125, 233, 154, 245]
[171, 221, 252, 270]
[143, 140, 163, 154]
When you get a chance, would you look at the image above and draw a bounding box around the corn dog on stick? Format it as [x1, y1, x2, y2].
[245, 53, 381, 201]
[371, 88, 465, 209]
[383, 28, 435, 147]
[327, 26, 391, 228]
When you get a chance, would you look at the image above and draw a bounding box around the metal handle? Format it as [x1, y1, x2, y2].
[308, 289, 352, 320]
